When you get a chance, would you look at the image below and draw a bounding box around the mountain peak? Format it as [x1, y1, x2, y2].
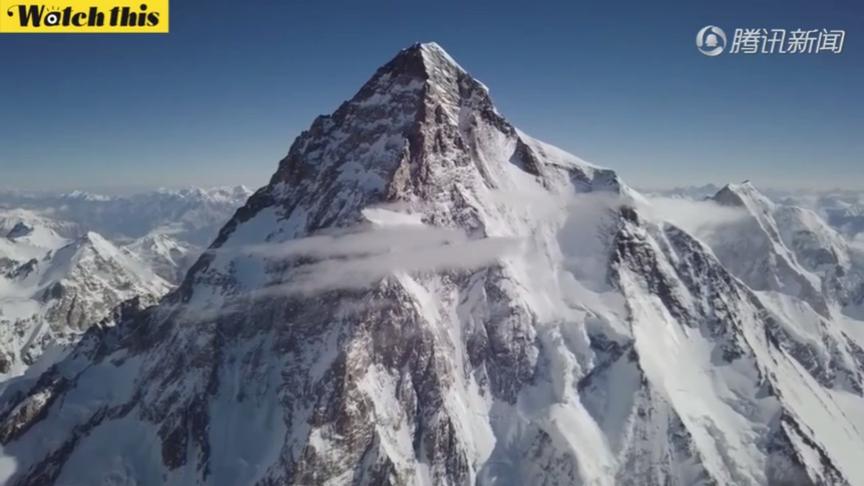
[345, 41, 485, 115]
[265, 42, 501, 199]
[724, 179, 757, 193]
[380, 42, 466, 80]
[712, 180, 778, 232]
[413, 41, 467, 73]
[713, 180, 774, 211]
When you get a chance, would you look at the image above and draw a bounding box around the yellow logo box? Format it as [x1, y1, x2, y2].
[1, 0, 168, 33]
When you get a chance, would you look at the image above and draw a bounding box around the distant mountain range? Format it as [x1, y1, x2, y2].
[0, 186, 250, 385]
[647, 185, 864, 242]
[0, 186, 253, 246]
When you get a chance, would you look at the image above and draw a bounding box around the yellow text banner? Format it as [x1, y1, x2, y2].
[1, 0, 168, 33]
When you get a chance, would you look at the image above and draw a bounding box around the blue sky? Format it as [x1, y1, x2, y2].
[0, 0, 862, 191]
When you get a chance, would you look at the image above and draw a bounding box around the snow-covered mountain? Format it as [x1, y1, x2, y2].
[707, 182, 832, 316]
[1, 42, 864, 486]
[0, 225, 171, 380]
[0, 210, 80, 244]
[0, 187, 250, 385]
[649, 185, 864, 243]
[650, 182, 864, 316]
[0, 186, 252, 284]
[0, 186, 253, 246]
[125, 233, 197, 283]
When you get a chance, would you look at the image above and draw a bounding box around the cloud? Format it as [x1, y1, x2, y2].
[557, 191, 625, 286]
[220, 222, 520, 296]
[239, 224, 464, 260]
[849, 233, 864, 252]
[641, 196, 748, 237]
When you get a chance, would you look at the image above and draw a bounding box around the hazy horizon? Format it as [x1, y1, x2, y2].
[5, 180, 864, 196]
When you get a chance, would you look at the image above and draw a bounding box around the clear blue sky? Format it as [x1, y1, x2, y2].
[1, 0, 862, 191]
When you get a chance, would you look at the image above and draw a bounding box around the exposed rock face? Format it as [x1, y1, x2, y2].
[5, 223, 33, 240]
[1, 43, 864, 486]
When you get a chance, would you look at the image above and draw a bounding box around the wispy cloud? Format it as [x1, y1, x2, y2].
[219, 222, 520, 296]
[641, 196, 748, 237]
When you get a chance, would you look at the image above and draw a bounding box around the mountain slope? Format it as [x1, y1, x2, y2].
[0, 225, 170, 379]
[704, 182, 864, 314]
[708, 182, 829, 315]
[1, 43, 863, 486]
[0, 186, 249, 389]
[125, 233, 196, 283]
